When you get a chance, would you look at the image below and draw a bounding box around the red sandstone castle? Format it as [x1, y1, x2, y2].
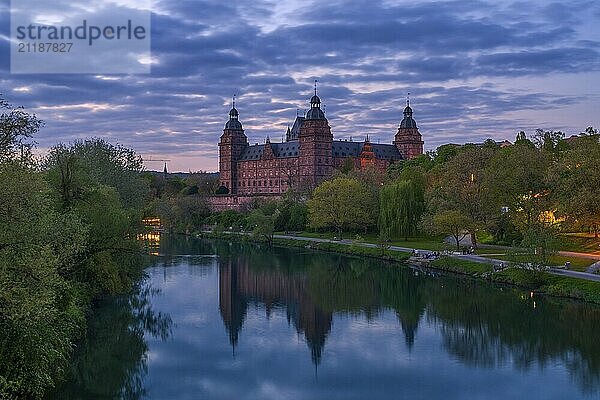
[217, 88, 424, 199]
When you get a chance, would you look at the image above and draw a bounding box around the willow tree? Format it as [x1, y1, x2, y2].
[379, 180, 424, 241]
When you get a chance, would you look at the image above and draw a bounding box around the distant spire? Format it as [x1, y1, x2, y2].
[232, 94, 236, 109]
[366, 134, 370, 142]
[163, 162, 168, 176]
[314, 79, 318, 96]
[407, 92, 410, 107]
[266, 135, 270, 143]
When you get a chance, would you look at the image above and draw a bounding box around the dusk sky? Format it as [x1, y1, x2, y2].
[2, 0, 600, 172]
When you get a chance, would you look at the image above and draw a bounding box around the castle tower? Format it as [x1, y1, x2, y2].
[394, 96, 424, 159]
[299, 82, 333, 190]
[218, 97, 248, 194]
[359, 135, 376, 168]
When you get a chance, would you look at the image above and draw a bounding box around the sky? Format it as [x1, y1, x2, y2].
[1, 0, 600, 172]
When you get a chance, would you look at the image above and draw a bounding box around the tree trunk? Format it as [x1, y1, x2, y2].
[470, 232, 478, 249]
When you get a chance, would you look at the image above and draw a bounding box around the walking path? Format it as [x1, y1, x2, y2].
[271, 234, 600, 283]
[586, 261, 600, 274]
[446, 236, 600, 260]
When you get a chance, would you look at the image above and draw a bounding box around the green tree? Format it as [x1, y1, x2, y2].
[0, 98, 43, 164]
[551, 135, 600, 237]
[428, 146, 498, 247]
[248, 209, 278, 247]
[0, 162, 88, 398]
[45, 138, 148, 210]
[486, 141, 551, 233]
[429, 210, 471, 250]
[308, 177, 375, 235]
[379, 180, 424, 240]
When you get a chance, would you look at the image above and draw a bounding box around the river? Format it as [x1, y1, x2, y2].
[51, 235, 600, 399]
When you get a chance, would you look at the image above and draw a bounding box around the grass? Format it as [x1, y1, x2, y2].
[492, 268, 600, 304]
[430, 257, 493, 275]
[479, 253, 596, 272]
[558, 233, 600, 254]
[276, 231, 447, 251]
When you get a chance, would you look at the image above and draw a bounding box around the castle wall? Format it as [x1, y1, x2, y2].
[208, 194, 283, 211]
[235, 156, 300, 195]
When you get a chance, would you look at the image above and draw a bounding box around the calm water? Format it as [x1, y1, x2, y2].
[52, 235, 600, 399]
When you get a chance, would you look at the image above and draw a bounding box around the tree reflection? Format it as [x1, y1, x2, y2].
[48, 280, 172, 400]
[212, 239, 600, 395]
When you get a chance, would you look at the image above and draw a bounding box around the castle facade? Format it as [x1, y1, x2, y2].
[217, 89, 424, 199]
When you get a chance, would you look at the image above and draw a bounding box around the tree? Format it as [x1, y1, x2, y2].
[248, 209, 278, 247]
[511, 224, 560, 273]
[430, 210, 471, 250]
[308, 177, 375, 235]
[551, 135, 600, 237]
[515, 131, 528, 144]
[428, 145, 498, 247]
[45, 138, 148, 210]
[379, 180, 424, 241]
[486, 141, 551, 233]
[340, 157, 355, 174]
[581, 126, 598, 136]
[532, 128, 566, 155]
[0, 97, 43, 164]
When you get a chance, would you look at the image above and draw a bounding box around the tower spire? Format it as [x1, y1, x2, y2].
[407, 92, 410, 107]
[314, 79, 318, 96]
[232, 94, 236, 109]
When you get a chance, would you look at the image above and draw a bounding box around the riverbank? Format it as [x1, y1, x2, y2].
[199, 232, 600, 305]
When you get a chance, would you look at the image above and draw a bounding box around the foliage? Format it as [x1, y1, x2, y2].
[45, 138, 148, 210]
[379, 180, 424, 240]
[485, 140, 551, 232]
[0, 96, 147, 399]
[510, 224, 561, 271]
[0, 163, 87, 398]
[0, 98, 43, 164]
[308, 177, 376, 235]
[551, 135, 600, 236]
[428, 145, 498, 247]
[429, 210, 471, 250]
[248, 209, 278, 247]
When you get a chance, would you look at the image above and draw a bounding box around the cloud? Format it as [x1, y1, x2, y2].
[0, 0, 599, 171]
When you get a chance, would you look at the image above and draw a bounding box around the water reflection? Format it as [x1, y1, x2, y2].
[48, 281, 172, 400]
[212, 239, 600, 396]
[54, 236, 600, 399]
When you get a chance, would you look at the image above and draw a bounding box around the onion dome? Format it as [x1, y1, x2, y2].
[399, 97, 417, 129]
[306, 81, 326, 120]
[224, 95, 243, 129]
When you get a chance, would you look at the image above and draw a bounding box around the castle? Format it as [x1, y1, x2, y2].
[214, 86, 424, 208]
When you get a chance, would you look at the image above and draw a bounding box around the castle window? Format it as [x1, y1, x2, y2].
[258, 181, 261, 186]
[269, 180, 272, 186]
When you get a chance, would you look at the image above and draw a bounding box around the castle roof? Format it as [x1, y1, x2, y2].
[332, 141, 402, 160]
[399, 102, 417, 129]
[238, 140, 402, 161]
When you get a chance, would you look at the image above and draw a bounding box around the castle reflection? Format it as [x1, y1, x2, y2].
[219, 255, 332, 364]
